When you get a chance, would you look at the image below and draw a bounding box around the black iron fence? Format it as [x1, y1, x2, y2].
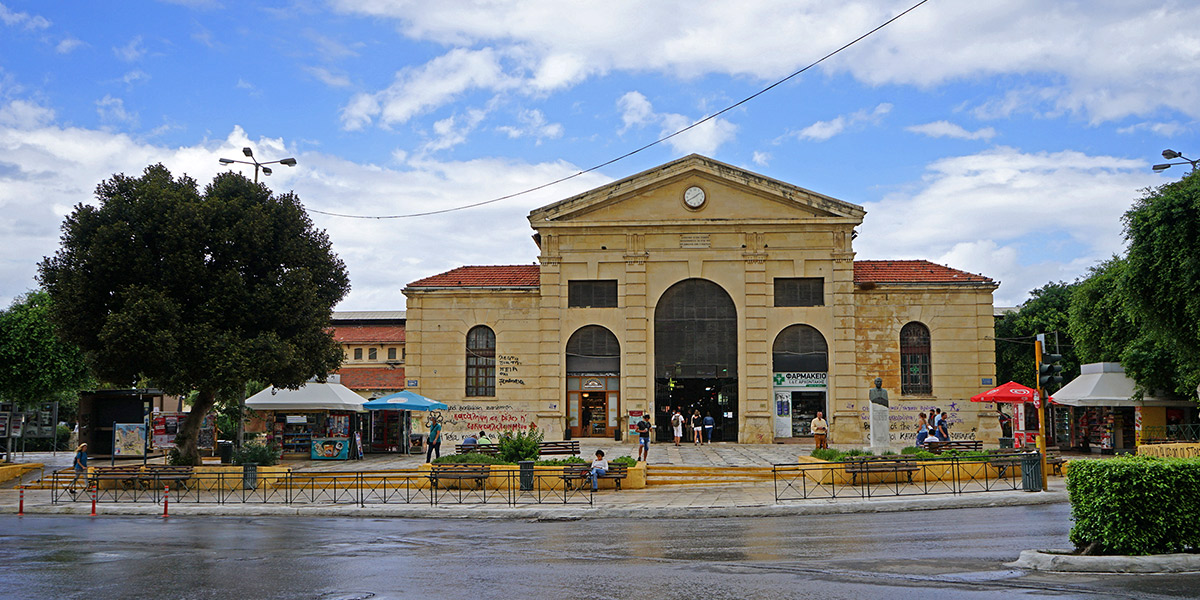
[47, 469, 594, 507]
[773, 454, 1040, 502]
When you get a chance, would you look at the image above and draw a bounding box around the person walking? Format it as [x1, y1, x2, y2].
[690, 410, 703, 446]
[810, 411, 829, 449]
[702, 413, 715, 444]
[916, 412, 929, 447]
[636, 414, 652, 462]
[671, 408, 684, 446]
[425, 417, 443, 462]
[936, 414, 950, 441]
[586, 450, 608, 492]
[68, 443, 88, 496]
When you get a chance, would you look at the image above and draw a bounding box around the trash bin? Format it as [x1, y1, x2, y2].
[218, 441, 234, 464]
[1021, 452, 1042, 492]
[243, 463, 258, 490]
[999, 437, 1014, 449]
[518, 460, 534, 491]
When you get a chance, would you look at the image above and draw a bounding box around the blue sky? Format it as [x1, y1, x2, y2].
[1, 0, 1197, 310]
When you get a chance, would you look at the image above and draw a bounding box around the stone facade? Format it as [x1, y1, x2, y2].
[402, 155, 999, 446]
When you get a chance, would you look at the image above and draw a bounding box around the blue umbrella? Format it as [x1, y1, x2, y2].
[363, 390, 448, 411]
[363, 391, 448, 455]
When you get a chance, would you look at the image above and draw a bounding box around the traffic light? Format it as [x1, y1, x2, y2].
[1038, 352, 1063, 388]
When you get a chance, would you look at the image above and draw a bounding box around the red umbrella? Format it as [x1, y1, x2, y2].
[970, 381, 1038, 403]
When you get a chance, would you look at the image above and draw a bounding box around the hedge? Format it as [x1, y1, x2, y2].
[1067, 455, 1200, 555]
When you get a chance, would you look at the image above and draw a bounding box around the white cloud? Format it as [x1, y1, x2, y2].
[55, 38, 84, 54]
[421, 109, 487, 153]
[906, 121, 996, 141]
[0, 3, 50, 30]
[113, 36, 146, 62]
[752, 151, 771, 167]
[496, 109, 563, 142]
[854, 146, 1157, 305]
[340, 47, 513, 130]
[329, 1, 1200, 124]
[798, 103, 891, 141]
[1116, 121, 1188, 137]
[95, 95, 137, 126]
[0, 99, 55, 129]
[120, 70, 150, 86]
[616, 91, 737, 155]
[306, 66, 352, 88]
[0, 113, 610, 309]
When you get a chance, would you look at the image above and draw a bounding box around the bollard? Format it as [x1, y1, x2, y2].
[90, 488, 97, 516]
[18, 487, 24, 516]
[162, 484, 169, 518]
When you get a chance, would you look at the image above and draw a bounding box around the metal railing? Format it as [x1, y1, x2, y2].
[1140, 424, 1200, 442]
[46, 469, 594, 507]
[773, 454, 1034, 502]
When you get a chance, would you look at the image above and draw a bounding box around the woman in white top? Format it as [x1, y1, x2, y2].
[587, 450, 608, 492]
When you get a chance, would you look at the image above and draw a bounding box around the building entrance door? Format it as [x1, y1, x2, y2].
[567, 375, 620, 438]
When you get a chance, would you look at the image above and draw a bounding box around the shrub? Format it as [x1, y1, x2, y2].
[1068, 455, 1200, 555]
[900, 446, 922, 455]
[433, 453, 510, 465]
[811, 448, 844, 461]
[611, 455, 637, 466]
[844, 448, 868, 457]
[536, 456, 586, 466]
[497, 428, 544, 463]
[167, 447, 190, 466]
[232, 441, 282, 466]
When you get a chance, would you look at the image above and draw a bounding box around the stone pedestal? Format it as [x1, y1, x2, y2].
[869, 402, 890, 454]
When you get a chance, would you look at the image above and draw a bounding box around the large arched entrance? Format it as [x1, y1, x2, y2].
[565, 325, 620, 438]
[771, 324, 828, 439]
[654, 279, 738, 442]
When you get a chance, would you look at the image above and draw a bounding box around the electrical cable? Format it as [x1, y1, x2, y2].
[308, 0, 931, 220]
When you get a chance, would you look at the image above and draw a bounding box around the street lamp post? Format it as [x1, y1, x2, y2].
[218, 147, 298, 183]
[1152, 149, 1198, 173]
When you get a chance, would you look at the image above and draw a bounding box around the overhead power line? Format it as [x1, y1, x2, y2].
[309, 0, 931, 220]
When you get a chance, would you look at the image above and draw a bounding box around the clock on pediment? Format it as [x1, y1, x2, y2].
[683, 185, 706, 210]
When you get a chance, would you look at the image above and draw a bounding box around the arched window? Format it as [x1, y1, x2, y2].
[900, 322, 932, 395]
[772, 325, 828, 372]
[466, 325, 496, 397]
[566, 325, 620, 373]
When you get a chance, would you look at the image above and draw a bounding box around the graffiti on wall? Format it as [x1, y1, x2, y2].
[435, 403, 534, 442]
[498, 354, 526, 386]
[859, 401, 978, 442]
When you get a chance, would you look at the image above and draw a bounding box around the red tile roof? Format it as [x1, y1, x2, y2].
[854, 260, 994, 285]
[335, 367, 406, 390]
[407, 265, 541, 288]
[331, 325, 406, 343]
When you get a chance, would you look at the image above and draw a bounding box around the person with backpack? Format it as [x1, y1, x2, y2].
[671, 408, 684, 446]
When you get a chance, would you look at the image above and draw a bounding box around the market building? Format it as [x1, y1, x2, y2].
[401, 155, 1001, 446]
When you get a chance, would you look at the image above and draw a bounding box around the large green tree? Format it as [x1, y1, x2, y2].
[0, 290, 92, 409]
[1122, 170, 1200, 397]
[994, 281, 1078, 390]
[38, 165, 350, 463]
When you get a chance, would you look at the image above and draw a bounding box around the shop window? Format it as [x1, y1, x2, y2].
[353, 348, 362, 361]
[900, 322, 932, 395]
[387, 347, 397, 361]
[774, 277, 824, 307]
[568, 280, 618, 308]
[368, 347, 377, 361]
[772, 324, 828, 372]
[466, 325, 496, 397]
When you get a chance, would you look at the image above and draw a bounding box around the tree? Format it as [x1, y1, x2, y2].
[993, 281, 1078, 390]
[1122, 171, 1200, 398]
[38, 165, 350, 464]
[0, 290, 92, 409]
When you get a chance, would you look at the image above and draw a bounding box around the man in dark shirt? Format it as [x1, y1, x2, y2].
[636, 414, 652, 462]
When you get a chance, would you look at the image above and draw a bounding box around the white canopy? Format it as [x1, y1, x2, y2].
[245, 381, 367, 412]
[1050, 363, 1192, 408]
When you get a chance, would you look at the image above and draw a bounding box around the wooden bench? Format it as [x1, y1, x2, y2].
[561, 463, 630, 491]
[985, 450, 1065, 477]
[844, 457, 919, 485]
[925, 440, 983, 454]
[454, 440, 581, 457]
[429, 464, 491, 489]
[90, 465, 144, 489]
[143, 465, 194, 490]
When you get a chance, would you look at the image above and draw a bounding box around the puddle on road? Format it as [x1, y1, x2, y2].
[942, 569, 1027, 582]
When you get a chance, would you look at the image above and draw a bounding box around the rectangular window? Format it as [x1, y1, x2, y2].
[353, 348, 362, 361]
[368, 347, 377, 361]
[774, 278, 824, 307]
[387, 347, 397, 361]
[568, 280, 618, 308]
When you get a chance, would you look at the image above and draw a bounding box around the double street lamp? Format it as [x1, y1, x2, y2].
[218, 147, 298, 182]
[1152, 149, 1198, 173]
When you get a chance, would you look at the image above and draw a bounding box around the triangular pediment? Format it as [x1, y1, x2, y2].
[528, 154, 865, 225]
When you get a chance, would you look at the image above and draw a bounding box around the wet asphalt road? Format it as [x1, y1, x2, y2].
[2, 504, 1197, 600]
